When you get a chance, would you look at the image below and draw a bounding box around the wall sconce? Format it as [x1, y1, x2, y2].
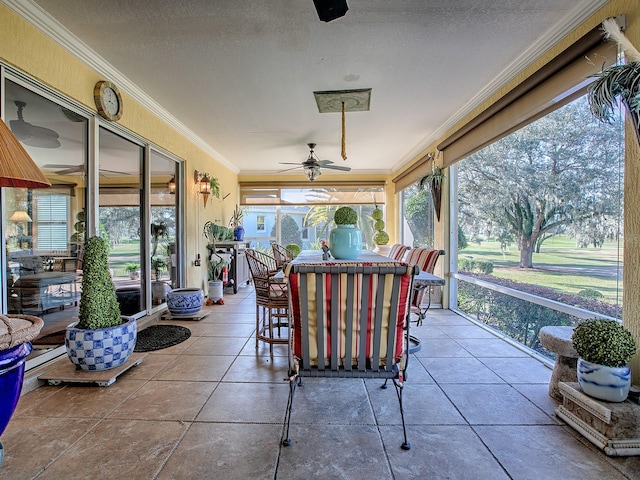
[167, 176, 176, 194]
[194, 170, 211, 207]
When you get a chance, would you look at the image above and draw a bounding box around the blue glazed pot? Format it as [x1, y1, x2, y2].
[577, 358, 631, 402]
[234, 225, 245, 241]
[166, 288, 204, 315]
[65, 317, 137, 371]
[329, 225, 363, 260]
[0, 342, 32, 437]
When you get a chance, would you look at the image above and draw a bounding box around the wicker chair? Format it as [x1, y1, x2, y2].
[245, 249, 288, 353]
[282, 262, 418, 450]
[403, 248, 445, 325]
[387, 243, 408, 262]
[271, 243, 295, 270]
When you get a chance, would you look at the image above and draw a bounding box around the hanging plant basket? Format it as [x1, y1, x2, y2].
[587, 18, 640, 147]
[419, 165, 445, 222]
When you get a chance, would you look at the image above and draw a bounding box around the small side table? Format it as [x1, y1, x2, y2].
[539, 326, 578, 401]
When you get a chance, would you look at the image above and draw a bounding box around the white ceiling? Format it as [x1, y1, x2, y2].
[8, 0, 606, 177]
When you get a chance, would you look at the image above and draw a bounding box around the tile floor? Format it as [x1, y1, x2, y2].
[2, 285, 639, 479]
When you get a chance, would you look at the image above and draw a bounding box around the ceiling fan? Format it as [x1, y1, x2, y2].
[42, 164, 129, 177]
[9, 101, 61, 149]
[279, 143, 351, 181]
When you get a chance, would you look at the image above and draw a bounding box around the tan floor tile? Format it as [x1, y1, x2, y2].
[35, 419, 188, 480]
[187, 335, 249, 355]
[109, 380, 216, 421]
[0, 416, 98, 479]
[157, 423, 280, 480]
[223, 354, 289, 382]
[154, 354, 235, 381]
[197, 382, 289, 423]
[122, 353, 178, 380]
[17, 379, 146, 418]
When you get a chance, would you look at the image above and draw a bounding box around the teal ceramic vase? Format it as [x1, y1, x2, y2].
[329, 225, 362, 260]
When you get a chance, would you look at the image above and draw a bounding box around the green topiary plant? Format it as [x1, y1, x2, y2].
[572, 319, 637, 368]
[334, 206, 358, 225]
[77, 236, 122, 330]
[285, 243, 301, 258]
[371, 206, 389, 245]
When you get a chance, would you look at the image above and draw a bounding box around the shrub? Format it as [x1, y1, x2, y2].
[285, 244, 301, 257]
[334, 206, 358, 225]
[572, 319, 637, 367]
[77, 236, 122, 329]
[577, 288, 604, 299]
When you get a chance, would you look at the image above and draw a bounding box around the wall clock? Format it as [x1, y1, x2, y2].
[93, 80, 123, 121]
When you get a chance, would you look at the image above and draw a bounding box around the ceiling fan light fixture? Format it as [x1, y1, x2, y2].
[305, 165, 322, 182]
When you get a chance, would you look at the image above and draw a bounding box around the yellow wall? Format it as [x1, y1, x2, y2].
[0, 4, 238, 291]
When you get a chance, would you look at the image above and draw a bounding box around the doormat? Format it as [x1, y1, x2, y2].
[134, 325, 191, 352]
[33, 330, 66, 346]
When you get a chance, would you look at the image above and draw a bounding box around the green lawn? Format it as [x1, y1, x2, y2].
[459, 236, 623, 303]
[108, 240, 142, 276]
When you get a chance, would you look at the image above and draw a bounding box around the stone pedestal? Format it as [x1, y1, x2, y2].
[556, 382, 640, 456]
[539, 326, 578, 401]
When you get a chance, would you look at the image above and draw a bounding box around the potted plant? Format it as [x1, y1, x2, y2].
[572, 318, 637, 402]
[125, 262, 140, 280]
[329, 206, 362, 260]
[65, 236, 137, 371]
[203, 221, 233, 244]
[229, 205, 244, 241]
[207, 252, 230, 303]
[587, 18, 640, 147]
[1, 313, 44, 459]
[371, 205, 390, 255]
[419, 161, 446, 222]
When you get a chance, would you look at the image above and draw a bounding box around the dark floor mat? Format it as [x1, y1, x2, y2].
[133, 324, 191, 352]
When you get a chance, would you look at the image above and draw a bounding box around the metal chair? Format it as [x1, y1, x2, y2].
[403, 248, 445, 325]
[282, 262, 418, 450]
[245, 249, 288, 353]
[271, 243, 295, 270]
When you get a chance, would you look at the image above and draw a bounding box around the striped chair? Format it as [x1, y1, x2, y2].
[282, 262, 418, 450]
[387, 243, 408, 262]
[403, 248, 445, 324]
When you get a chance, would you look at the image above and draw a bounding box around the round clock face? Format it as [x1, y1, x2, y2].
[103, 87, 119, 115]
[94, 81, 123, 121]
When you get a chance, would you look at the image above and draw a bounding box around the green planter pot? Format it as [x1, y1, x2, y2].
[329, 225, 362, 260]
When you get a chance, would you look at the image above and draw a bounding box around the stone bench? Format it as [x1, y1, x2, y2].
[539, 326, 578, 401]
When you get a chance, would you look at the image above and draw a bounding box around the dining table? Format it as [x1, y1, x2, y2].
[288, 249, 446, 353]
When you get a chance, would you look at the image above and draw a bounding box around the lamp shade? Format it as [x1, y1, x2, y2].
[9, 211, 32, 223]
[0, 117, 51, 188]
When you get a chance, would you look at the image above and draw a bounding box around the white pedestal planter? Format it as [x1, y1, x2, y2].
[208, 280, 224, 301]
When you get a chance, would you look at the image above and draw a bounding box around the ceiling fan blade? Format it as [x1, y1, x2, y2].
[322, 164, 351, 171]
[318, 160, 335, 166]
[278, 162, 303, 165]
[277, 166, 304, 173]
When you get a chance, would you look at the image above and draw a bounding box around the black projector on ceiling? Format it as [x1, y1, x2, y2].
[313, 0, 348, 22]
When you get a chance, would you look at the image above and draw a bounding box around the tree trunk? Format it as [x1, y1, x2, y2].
[520, 237, 534, 268]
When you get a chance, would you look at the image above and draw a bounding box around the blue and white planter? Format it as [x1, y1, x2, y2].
[65, 317, 137, 371]
[166, 288, 204, 315]
[577, 358, 631, 403]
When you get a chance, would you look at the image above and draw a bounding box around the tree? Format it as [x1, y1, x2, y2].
[404, 186, 434, 248]
[272, 214, 302, 247]
[458, 96, 623, 268]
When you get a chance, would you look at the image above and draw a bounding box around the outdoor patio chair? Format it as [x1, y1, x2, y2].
[271, 243, 295, 270]
[403, 248, 445, 325]
[245, 248, 289, 353]
[282, 261, 418, 450]
[387, 243, 408, 262]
